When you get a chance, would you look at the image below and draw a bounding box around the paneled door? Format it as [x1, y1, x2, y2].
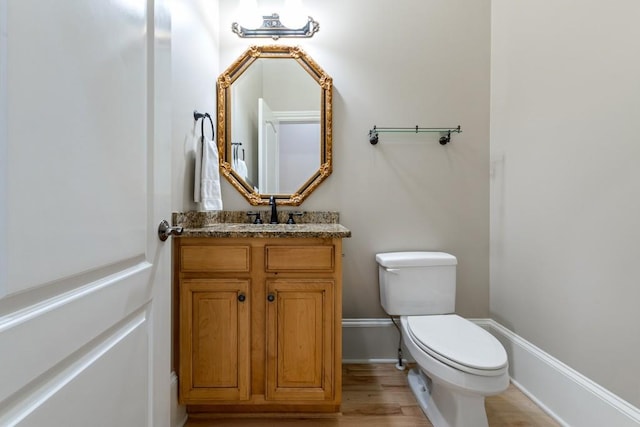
[0, 1, 172, 426]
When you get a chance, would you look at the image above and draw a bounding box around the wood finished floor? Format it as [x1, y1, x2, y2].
[186, 364, 560, 427]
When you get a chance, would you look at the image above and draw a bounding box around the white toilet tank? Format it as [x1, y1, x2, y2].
[376, 252, 457, 316]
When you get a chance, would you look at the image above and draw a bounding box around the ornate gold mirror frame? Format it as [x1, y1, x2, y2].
[217, 45, 333, 206]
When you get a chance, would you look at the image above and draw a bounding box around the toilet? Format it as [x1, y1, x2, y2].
[376, 251, 509, 427]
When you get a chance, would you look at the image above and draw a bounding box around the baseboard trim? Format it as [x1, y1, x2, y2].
[343, 318, 640, 426]
[342, 318, 409, 363]
[343, 318, 395, 328]
[343, 358, 406, 364]
[482, 319, 640, 427]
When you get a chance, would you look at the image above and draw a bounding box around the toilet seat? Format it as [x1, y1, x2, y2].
[406, 314, 507, 376]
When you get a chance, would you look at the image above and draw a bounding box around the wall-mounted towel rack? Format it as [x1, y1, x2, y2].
[369, 125, 462, 145]
[193, 110, 214, 140]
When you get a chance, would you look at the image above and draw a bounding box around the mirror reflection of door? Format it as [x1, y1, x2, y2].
[277, 116, 320, 194]
[258, 98, 279, 194]
[258, 99, 320, 194]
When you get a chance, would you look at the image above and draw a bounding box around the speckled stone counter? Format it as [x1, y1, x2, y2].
[172, 211, 351, 239]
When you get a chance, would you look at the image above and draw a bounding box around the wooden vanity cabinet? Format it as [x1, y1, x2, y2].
[174, 236, 343, 413]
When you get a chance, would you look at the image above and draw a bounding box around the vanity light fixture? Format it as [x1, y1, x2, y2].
[231, 13, 319, 40]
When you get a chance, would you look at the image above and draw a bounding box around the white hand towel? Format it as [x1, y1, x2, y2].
[236, 159, 249, 181]
[199, 136, 223, 211]
[193, 130, 202, 203]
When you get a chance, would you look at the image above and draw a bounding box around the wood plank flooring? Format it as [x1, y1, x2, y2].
[186, 363, 560, 427]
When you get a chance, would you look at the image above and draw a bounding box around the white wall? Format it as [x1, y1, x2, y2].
[491, 0, 640, 408]
[217, 0, 492, 318]
[171, 0, 220, 212]
[262, 59, 318, 111]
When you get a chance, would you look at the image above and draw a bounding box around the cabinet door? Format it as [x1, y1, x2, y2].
[179, 279, 250, 403]
[265, 279, 334, 401]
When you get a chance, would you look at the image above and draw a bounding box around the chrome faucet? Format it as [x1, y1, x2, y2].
[269, 196, 278, 224]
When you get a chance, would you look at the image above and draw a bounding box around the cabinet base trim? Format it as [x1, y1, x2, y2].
[186, 403, 340, 414]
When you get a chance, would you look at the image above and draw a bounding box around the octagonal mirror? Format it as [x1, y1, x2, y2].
[216, 45, 333, 205]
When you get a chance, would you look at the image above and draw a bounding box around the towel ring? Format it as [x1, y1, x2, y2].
[193, 110, 215, 140]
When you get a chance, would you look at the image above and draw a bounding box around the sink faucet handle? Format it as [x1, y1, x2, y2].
[247, 211, 263, 224]
[286, 211, 304, 224]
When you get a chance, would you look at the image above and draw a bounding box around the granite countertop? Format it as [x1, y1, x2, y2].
[173, 211, 351, 239]
[179, 223, 351, 238]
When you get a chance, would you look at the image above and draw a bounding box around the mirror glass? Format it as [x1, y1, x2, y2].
[217, 45, 333, 206]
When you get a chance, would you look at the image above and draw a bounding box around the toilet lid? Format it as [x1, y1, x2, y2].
[406, 315, 508, 376]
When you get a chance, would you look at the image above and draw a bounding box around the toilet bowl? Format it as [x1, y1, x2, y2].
[376, 251, 509, 427]
[401, 314, 509, 427]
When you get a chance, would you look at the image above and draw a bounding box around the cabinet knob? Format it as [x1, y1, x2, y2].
[238, 293, 246, 302]
[267, 293, 275, 302]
